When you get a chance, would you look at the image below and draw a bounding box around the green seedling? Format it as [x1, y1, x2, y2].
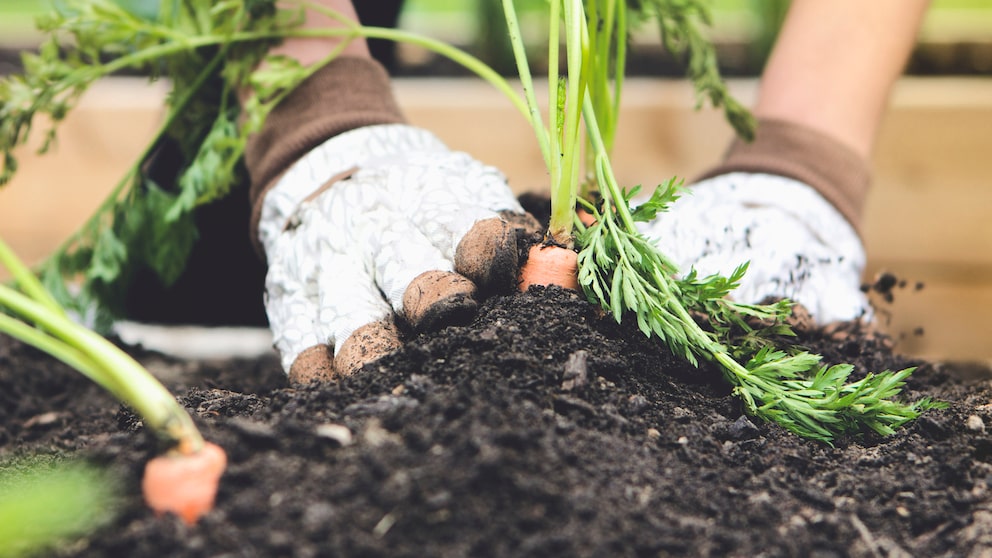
[0, 236, 225, 523]
[0, 458, 117, 558]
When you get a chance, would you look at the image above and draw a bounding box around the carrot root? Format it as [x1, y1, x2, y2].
[518, 244, 580, 292]
[142, 441, 227, 525]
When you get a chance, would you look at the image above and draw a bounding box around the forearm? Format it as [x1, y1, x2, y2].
[269, 0, 370, 64]
[755, 0, 930, 159]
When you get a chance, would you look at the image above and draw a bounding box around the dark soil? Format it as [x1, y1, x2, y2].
[3, 287, 992, 557]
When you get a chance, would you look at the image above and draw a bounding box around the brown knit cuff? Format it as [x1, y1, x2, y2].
[245, 56, 406, 253]
[694, 118, 870, 236]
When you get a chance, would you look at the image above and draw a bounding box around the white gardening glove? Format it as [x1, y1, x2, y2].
[638, 172, 870, 325]
[260, 124, 539, 382]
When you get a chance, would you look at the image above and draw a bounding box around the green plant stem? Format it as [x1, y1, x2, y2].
[0, 309, 118, 393]
[47, 47, 229, 264]
[586, 0, 625, 158]
[588, 0, 616, 153]
[547, 0, 588, 245]
[0, 283, 204, 453]
[500, 0, 576, 245]
[500, 0, 551, 168]
[0, 238, 61, 315]
[611, 2, 626, 150]
[0, 235, 204, 454]
[547, 0, 562, 209]
[582, 94, 637, 232]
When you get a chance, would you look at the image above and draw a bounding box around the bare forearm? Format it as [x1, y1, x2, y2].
[755, 0, 930, 159]
[269, 0, 370, 64]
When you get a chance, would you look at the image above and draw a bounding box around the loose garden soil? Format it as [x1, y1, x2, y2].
[3, 283, 992, 557]
[4, 11, 990, 555]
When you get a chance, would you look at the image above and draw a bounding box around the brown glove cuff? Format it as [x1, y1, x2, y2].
[245, 56, 406, 251]
[694, 118, 870, 236]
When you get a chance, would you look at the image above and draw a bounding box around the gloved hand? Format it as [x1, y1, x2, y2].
[638, 172, 871, 325]
[259, 124, 539, 383]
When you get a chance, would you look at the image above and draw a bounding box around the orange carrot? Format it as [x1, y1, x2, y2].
[142, 442, 227, 525]
[518, 244, 580, 292]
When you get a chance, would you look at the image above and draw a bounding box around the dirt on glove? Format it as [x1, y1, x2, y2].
[1, 286, 990, 557]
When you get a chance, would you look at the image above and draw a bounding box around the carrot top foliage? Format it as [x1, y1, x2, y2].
[0, 0, 943, 442]
[505, 0, 943, 443]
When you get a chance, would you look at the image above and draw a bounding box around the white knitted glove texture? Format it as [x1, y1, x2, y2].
[260, 124, 524, 373]
[638, 172, 870, 324]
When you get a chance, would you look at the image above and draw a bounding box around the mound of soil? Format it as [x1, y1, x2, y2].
[2, 286, 991, 557]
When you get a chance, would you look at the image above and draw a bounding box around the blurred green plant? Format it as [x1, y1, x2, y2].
[113, 0, 159, 20]
[54, 0, 161, 21]
[0, 458, 118, 558]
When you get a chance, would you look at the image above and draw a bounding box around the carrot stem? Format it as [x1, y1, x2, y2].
[548, 0, 588, 246]
[500, 0, 552, 169]
[547, 0, 562, 205]
[0, 238, 203, 453]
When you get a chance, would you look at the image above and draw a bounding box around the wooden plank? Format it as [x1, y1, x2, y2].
[0, 79, 166, 267]
[867, 79, 992, 266]
[865, 262, 992, 363]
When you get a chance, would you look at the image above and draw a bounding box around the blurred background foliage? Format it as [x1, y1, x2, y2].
[0, 457, 118, 558]
[0, 0, 990, 75]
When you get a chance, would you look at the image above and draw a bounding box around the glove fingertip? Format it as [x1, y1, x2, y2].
[335, 319, 404, 377]
[454, 217, 523, 294]
[499, 210, 543, 237]
[785, 301, 817, 333]
[288, 344, 336, 385]
[403, 270, 478, 333]
[287, 319, 404, 384]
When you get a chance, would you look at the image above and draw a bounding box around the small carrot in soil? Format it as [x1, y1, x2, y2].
[142, 442, 227, 525]
[0, 237, 228, 524]
[518, 244, 580, 292]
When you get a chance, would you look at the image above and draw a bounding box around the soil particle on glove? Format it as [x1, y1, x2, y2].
[1, 287, 990, 557]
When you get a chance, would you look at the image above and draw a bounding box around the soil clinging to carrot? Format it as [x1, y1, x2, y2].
[1, 286, 991, 557]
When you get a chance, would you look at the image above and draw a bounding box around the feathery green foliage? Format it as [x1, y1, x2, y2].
[514, 0, 943, 443]
[627, 0, 755, 139]
[0, 0, 312, 326]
